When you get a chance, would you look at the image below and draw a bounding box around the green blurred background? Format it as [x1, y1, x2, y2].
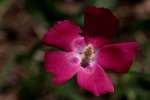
[0, 0, 150, 100]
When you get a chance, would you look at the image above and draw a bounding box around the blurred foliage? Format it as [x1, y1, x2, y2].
[0, 0, 150, 100]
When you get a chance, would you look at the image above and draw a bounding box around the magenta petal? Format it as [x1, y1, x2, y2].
[77, 64, 114, 96]
[84, 7, 119, 38]
[85, 36, 111, 49]
[97, 42, 138, 73]
[42, 20, 82, 51]
[45, 51, 80, 84]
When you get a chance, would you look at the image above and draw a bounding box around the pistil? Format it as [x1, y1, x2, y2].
[80, 44, 95, 67]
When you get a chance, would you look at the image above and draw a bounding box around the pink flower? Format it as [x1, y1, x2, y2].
[42, 7, 138, 96]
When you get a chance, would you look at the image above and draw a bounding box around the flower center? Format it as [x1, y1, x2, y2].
[80, 44, 95, 68]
